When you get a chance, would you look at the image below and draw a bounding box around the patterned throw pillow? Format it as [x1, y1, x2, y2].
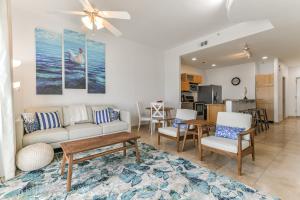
[21, 113, 40, 134]
[36, 112, 61, 130]
[94, 109, 111, 124]
[215, 125, 245, 140]
[172, 118, 188, 129]
[108, 108, 120, 121]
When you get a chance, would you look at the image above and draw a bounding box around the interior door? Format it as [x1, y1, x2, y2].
[297, 78, 300, 116]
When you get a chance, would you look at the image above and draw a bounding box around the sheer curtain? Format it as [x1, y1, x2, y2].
[0, 0, 16, 180]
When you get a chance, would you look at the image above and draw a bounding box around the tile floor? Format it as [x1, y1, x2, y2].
[134, 118, 300, 200]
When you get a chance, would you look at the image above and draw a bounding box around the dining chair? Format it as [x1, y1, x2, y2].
[150, 102, 165, 135]
[136, 102, 151, 132]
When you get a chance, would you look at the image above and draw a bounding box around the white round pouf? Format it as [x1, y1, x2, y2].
[16, 143, 54, 171]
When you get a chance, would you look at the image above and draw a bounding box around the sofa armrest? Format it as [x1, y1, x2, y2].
[15, 119, 24, 151]
[120, 110, 131, 132]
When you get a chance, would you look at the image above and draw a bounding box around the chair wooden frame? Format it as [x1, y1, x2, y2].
[157, 118, 195, 152]
[199, 127, 256, 176]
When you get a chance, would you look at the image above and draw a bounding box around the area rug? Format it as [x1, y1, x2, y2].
[0, 143, 278, 200]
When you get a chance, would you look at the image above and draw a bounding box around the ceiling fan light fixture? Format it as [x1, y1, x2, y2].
[81, 15, 94, 30]
[94, 16, 104, 30]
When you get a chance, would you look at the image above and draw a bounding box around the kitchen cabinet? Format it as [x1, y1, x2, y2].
[181, 73, 203, 84]
[206, 104, 225, 124]
[181, 81, 190, 92]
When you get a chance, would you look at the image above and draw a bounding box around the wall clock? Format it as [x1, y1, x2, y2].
[231, 77, 241, 86]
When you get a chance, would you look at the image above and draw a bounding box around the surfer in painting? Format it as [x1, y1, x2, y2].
[67, 48, 84, 65]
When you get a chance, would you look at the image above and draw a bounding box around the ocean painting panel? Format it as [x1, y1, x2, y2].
[35, 28, 62, 95]
[64, 29, 86, 89]
[87, 40, 106, 93]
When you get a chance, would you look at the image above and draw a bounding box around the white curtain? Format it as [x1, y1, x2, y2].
[0, 0, 16, 180]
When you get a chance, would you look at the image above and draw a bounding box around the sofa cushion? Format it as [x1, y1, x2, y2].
[66, 123, 103, 140]
[102, 120, 128, 134]
[36, 112, 62, 130]
[25, 106, 64, 126]
[158, 127, 186, 137]
[201, 136, 250, 153]
[23, 128, 68, 147]
[63, 105, 88, 126]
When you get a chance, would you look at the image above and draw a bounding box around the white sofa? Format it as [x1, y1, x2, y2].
[16, 105, 131, 151]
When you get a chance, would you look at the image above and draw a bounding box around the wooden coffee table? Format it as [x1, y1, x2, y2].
[60, 132, 141, 192]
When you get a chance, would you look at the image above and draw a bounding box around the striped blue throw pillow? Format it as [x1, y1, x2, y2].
[94, 109, 111, 124]
[36, 112, 61, 130]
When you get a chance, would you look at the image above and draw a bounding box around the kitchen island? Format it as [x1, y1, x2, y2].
[225, 99, 256, 112]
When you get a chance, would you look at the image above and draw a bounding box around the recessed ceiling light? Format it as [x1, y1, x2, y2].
[262, 56, 268, 60]
[192, 57, 197, 61]
[212, 64, 216, 67]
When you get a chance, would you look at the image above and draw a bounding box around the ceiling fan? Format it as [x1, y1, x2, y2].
[58, 0, 131, 37]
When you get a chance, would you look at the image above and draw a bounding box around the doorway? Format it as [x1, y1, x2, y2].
[296, 78, 300, 116]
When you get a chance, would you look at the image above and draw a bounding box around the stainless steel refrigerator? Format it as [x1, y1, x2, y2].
[197, 85, 222, 104]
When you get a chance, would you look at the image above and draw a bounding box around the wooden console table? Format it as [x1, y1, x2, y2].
[60, 132, 141, 192]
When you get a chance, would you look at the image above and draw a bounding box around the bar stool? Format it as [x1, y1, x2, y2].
[258, 108, 269, 130]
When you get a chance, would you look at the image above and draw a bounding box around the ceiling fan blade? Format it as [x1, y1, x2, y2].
[79, 0, 94, 12]
[56, 10, 87, 16]
[98, 11, 131, 19]
[102, 19, 122, 37]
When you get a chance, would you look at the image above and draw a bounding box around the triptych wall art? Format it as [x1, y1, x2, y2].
[35, 28, 106, 95]
[35, 28, 63, 95]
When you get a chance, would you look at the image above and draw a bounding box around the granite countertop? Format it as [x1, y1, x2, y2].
[224, 99, 256, 102]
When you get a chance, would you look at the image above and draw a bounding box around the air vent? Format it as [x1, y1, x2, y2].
[200, 40, 208, 47]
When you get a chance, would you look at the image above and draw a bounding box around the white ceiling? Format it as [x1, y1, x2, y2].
[12, 0, 232, 49]
[12, 0, 300, 67]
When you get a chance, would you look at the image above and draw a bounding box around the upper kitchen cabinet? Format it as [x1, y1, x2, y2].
[181, 73, 203, 84]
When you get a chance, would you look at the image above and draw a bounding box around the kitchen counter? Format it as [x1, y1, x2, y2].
[206, 104, 225, 123]
[225, 99, 256, 112]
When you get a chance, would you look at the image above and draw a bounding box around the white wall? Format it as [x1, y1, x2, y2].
[204, 63, 256, 100]
[286, 66, 300, 117]
[12, 8, 164, 125]
[181, 64, 204, 75]
[256, 60, 274, 74]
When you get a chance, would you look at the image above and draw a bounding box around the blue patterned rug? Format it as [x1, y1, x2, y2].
[0, 143, 278, 200]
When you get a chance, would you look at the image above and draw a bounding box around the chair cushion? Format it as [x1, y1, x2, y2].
[23, 128, 68, 147]
[66, 123, 103, 140]
[102, 120, 128, 134]
[172, 118, 188, 129]
[215, 125, 245, 140]
[201, 136, 250, 153]
[217, 112, 252, 140]
[158, 127, 186, 137]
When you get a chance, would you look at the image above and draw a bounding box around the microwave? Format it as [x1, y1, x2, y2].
[190, 84, 198, 92]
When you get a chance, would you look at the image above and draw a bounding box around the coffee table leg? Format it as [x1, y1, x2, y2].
[61, 152, 66, 176]
[134, 139, 141, 162]
[123, 142, 126, 156]
[181, 125, 189, 152]
[67, 154, 73, 192]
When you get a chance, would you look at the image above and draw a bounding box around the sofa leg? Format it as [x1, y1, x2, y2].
[237, 154, 242, 176]
[158, 133, 160, 145]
